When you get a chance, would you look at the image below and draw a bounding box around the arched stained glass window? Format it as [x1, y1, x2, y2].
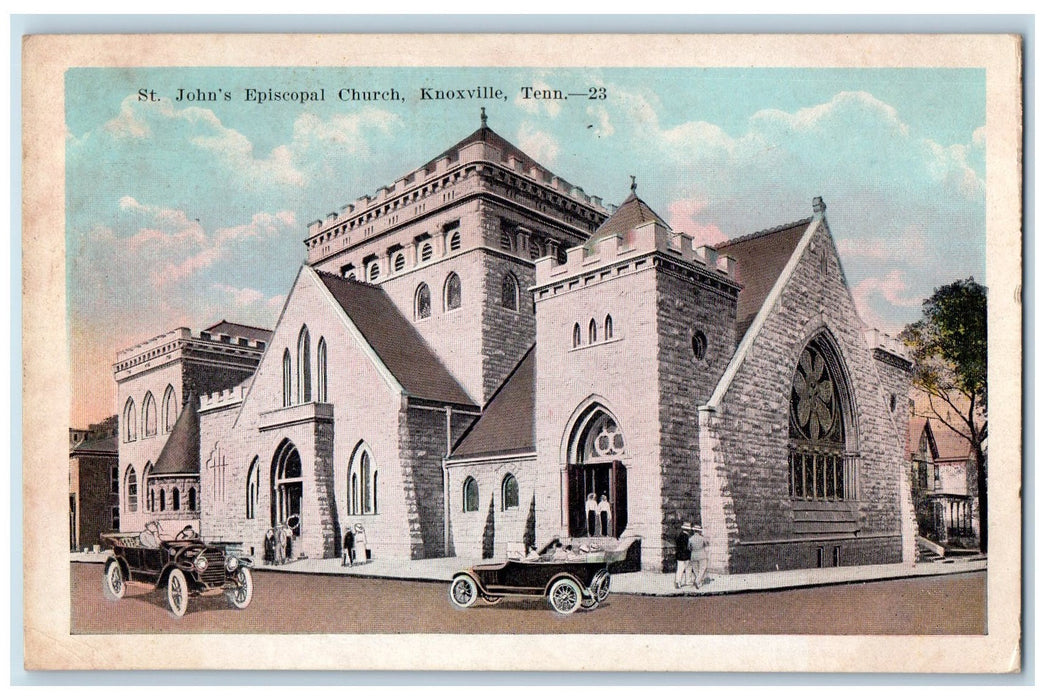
[125, 467, 138, 513]
[282, 349, 292, 407]
[445, 272, 462, 311]
[317, 338, 328, 402]
[123, 398, 137, 442]
[788, 336, 853, 501]
[162, 385, 177, 433]
[463, 477, 479, 512]
[142, 392, 157, 437]
[501, 274, 519, 311]
[416, 283, 431, 319]
[501, 473, 519, 510]
[297, 326, 311, 403]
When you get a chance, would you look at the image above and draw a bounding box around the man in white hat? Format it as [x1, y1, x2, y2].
[675, 522, 693, 588]
[688, 524, 710, 589]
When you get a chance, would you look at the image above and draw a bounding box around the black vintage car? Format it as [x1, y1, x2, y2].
[449, 539, 630, 615]
[101, 521, 254, 618]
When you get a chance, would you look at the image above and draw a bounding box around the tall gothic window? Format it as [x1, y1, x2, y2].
[573, 323, 582, 348]
[415, 283, 431, 319]
[317, 337, 328, 402]
[123, 398, 137, 442]
[297, 326, 311, 403]
[604, 315, 614, 339]
[348, 444, 377, 515]
[463, 476, 479, 512]
[444, 272, 462, 311]
[282, 349, 292, 407]
[588, 319, 598, 344]
[246, 457, 259, 519]
[788, 336, 853, 501]
[162, 385, 177, 433]
[173, 488, 181, 511]
[125, 466, 138, 513]
[142, 392, 157, 437]
[188, 487, 197, 511]
[501, 273, 519, 311]
[501, 473, 519, 510]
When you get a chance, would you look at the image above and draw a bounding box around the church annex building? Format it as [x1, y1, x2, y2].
[114, 115, 917, 574]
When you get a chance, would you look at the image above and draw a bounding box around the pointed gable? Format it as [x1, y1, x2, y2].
[588, 191, 668, 245]
[151, 393, 200, 475]
[451, 346, 536, 459]
[715, 218, 812, 340]
[314, 270, 476, 407]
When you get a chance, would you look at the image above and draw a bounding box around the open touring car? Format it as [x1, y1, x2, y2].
[101, 521, 254, 618]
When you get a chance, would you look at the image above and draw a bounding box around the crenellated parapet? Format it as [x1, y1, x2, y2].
[114, 326, 268, 378]
[533, 219, 739, 297]
[199, 381, 250, 413]
[865, 328, 914, 370]
[303, 126, 610, 264]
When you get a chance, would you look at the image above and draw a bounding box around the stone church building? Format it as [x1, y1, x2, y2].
[116, 115, 916, 573]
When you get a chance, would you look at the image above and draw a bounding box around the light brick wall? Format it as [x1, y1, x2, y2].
[446, 456, 537, 560]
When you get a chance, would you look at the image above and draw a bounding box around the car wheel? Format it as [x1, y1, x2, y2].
[449, 574, 479, 609]
[226, 567, 253, 610]
[594, 570, 611, 602]
[548, 578, 582, 615]
[103, 561, 125, 600]
[580, 597, 599, 610]
[166, 568, 189, 618]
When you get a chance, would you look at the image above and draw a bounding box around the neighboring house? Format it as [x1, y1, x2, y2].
[907, 416, 979, 548]
[119, 116, 917, 573]
[113, 321, 271, 535]
[69, 416, 119, 551]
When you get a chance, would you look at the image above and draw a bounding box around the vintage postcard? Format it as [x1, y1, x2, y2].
[22, 33, 1022, 672]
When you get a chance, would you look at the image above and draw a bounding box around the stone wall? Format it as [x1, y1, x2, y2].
[446, 455, 538, 560]
[704, 221, 913, 573]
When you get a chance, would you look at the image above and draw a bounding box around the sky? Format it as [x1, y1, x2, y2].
[66, 66, 987, 426]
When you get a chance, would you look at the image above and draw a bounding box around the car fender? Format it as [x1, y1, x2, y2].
[543, 572, 589, 597]
[105, 555, 129, 581]
[158, 563, 193, 589]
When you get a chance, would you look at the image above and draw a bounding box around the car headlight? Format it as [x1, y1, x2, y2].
[194, 553, 208, 571]
[225, 555, 238, 572]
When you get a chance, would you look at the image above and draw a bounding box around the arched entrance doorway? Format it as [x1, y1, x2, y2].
[566, 406, 627, 538]
[271, 439, 303, 536]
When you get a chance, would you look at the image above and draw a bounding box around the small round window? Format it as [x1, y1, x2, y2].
[692, 331, 708, 360]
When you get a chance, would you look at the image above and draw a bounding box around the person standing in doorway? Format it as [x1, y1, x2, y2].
[689, 525, 710, 589]
[342, 528, 355, 567]
[586, 493, 598, 537]
[675, 523, 693, 589]
[276, 523, 288, 565]
[264, 529, 275, 565]
[597, 494, 611, 537]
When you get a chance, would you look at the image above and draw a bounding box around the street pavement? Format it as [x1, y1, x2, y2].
[72, 548, 986, 596]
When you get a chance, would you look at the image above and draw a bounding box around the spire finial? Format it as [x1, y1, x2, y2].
[812, 196, 826, 217]
[480, 107, 487, 128]
[630, 175, 637, 193]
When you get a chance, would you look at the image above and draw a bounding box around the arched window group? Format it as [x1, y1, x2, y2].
[572, 315, 615, 348]
[414, 273, 465, 319]
[788, 334, 856, 501]
[282, 326, 327, 408]
[348, 444, 377, 515]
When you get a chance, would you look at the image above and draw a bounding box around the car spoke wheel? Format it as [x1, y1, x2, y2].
[594, 570, 611, 602]
[226, 567, 253, 609]
[449, 574, 479, 609]
[103, 561, 125, 600]
[548, 578, 582, 615]
[166, 568, 189, 618]
[580, 597, 599, 610]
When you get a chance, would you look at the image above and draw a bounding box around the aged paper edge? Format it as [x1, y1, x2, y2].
[21, 32, 1023, 673]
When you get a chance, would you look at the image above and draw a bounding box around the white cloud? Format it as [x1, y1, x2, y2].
[851, 269, 923, 333]
[516, 122, 560, 166]
[666, 197, 726, 247]
[585, 105, 614, 138]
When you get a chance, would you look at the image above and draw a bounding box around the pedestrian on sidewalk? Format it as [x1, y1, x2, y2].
[586, 493, 598, 537]
[342, 528, 355, 566]
[689, 525, 710, 589]
[675, 522, 693, 588]
[598, 494, 611, 536]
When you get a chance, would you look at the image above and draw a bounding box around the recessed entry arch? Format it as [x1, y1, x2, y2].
[271, 438, 303, 536]
[561, 397, 629, 538]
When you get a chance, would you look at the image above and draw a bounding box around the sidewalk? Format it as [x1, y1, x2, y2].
[72, 550, 985, 596]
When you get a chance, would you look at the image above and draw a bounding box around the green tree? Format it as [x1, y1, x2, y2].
[900, 277, 988, 551]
